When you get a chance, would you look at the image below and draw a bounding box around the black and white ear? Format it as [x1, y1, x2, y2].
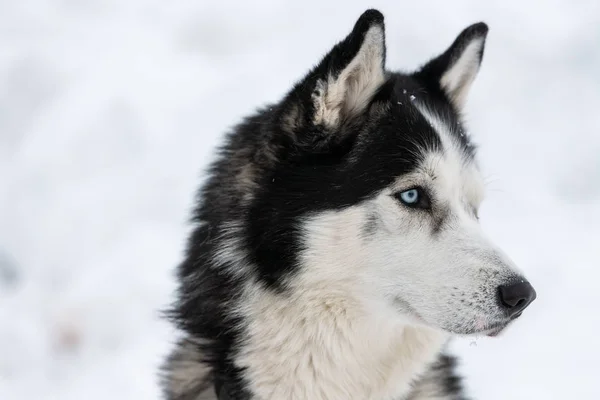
[282, 9, 387, 133]
[417, 23, 488, 110]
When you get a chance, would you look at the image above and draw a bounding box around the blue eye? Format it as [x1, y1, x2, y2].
[399, 189, 419, 204]
[395, 187, 431, 209]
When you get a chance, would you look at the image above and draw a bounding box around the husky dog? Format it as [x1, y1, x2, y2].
[162, 9, 536, 400]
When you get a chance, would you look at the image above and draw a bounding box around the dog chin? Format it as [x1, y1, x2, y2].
[466, 315, 521, 337]
[439, 314, 518, 337]
[479, 322, 510, 337]
[483, 315, 523, 337]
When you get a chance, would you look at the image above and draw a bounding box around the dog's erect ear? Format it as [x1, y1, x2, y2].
[416, 23, 488, 111]
[280, 9, 386, 138]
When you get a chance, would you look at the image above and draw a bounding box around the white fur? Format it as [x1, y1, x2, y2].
[313, 26, 385, 128]
[440, 38, 485, 110]
[415, 103, 485, 209]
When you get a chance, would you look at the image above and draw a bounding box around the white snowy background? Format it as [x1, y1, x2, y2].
[1, 1, 599, 399]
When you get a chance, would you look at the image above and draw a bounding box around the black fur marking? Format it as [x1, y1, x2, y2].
[362, 210, 380, 237]
[435, 355, 468, 399]
[215, 374, 251, 400]
[164, 223, 252, 399]
[407, 354, 469, 400]
[432, 204, 452, 234]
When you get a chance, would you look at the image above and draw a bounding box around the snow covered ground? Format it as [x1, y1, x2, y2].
[1, 1, 599, 399]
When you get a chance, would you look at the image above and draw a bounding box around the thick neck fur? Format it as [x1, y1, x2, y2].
[232, 207, 449, 400]
[235, 282, 448, 400]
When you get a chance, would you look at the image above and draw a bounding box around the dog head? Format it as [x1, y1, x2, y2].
[244, 9, 536, 336]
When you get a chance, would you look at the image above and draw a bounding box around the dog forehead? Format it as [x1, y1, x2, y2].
[418, 150, 484, 203]
[409, 105, 485, 203]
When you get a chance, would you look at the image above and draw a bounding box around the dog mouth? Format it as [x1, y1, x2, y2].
[480, 312, 523, 337]
[392, 297, 525, 337]
[483, 324, 508, 337]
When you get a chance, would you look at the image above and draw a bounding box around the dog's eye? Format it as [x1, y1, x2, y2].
[395, 187, 431, 209]
[399, 189, 419, 204]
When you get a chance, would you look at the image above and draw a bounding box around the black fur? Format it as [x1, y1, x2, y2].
[162, 9, 488, 400]
[408, 354, 469, 400]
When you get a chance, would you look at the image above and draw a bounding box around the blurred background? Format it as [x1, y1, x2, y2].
[1, 1, 599, 399]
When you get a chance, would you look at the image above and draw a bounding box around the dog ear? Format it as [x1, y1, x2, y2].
[280, 9, 386, 141]
[415, 23, 488, 111]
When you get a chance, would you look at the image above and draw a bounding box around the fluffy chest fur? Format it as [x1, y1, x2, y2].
[235, 284, 448, 400]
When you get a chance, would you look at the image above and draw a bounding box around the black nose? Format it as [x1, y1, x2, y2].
[498, 281, 536, 316]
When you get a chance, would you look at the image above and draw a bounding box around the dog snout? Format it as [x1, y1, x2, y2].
[497, 280, 536, 317]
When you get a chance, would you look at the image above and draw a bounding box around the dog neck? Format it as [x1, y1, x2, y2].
[226, 282, 449, 400]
